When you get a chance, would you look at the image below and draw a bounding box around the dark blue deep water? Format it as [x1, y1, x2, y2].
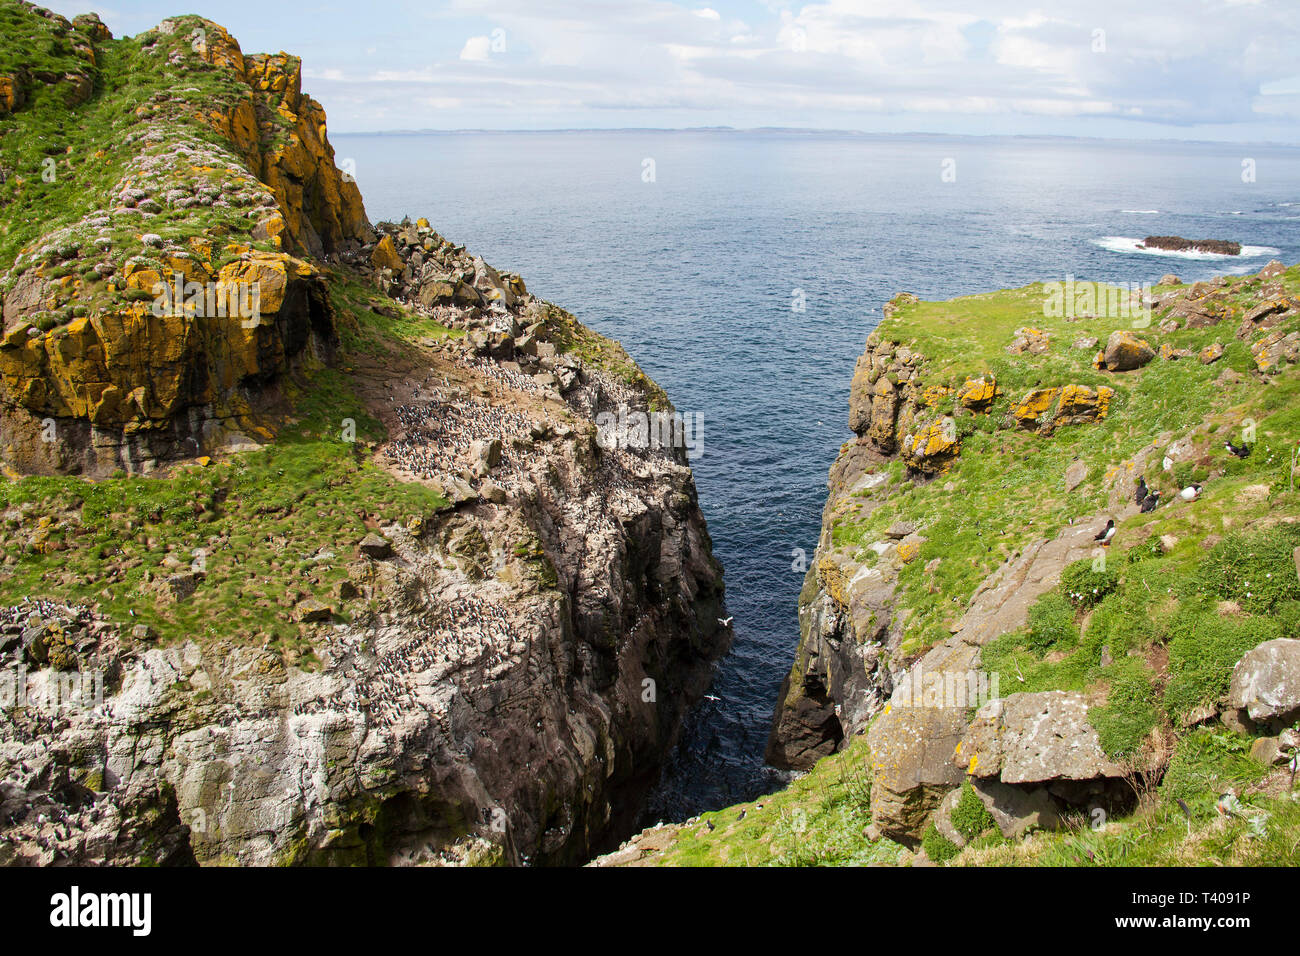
[339, 131, 1300, 821]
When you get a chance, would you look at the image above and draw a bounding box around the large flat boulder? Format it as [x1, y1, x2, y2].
[1228, 638, 1300, 724]
[958, 691, 1123, 784]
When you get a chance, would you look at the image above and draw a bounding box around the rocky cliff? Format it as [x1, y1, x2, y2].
[597, 262, 1300, 866]
[0, 5, 727, 866]
[766, 264, 1300, 847]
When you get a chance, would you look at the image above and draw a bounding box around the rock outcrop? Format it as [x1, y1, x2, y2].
[766, 308, 1120, 775]
[1100, 330, 1155, 372]
[0, 11, 371, 476]
[1140, 236, 1241, 256]
[1227, 638, 1300, 728]
[0, 8, 728, 867]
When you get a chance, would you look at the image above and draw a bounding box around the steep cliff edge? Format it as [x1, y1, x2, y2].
[0, 5, 726, 866]
[598, 263, 1300, 866]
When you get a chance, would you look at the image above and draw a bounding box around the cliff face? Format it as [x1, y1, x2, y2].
[0, 6, 727, 866]
[765, 263, 1300, 846]
[598, 262, 1300, 867]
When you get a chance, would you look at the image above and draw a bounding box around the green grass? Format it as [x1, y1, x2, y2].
[827, 269, 1300, 656]
[644, 738, 903, 866]
[0, 361, 448, 654]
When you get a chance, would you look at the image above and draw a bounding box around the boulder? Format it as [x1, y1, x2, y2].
[1007, 327, 1051, 356]
[1158, 274, 1182, 286]
[358, 533, 392, 559]
[956, 376, 996, 410]
[370, 235, 403, 273]
[1064, 459, 1088, 492]
[1198, 343, 1224, 365]
[866, 639, 978, 844]
[969, 777, 1061, 838]
[1102, 330, 1155, 372]
[902, 418, 958, 473]
[295, 598, 332, 623]
[164, 571, 202, 603]
[958, 691, 1123, 784]
[1258, 260, 1286, 281]
[470, 438, 502, 469]
[418, 279, 456, 308]
[1228, 638, 1300, 724]
[1011, 388, 1059, 428]
[1251, 330, 1300, 372]
[1052, 384, 1113, 428]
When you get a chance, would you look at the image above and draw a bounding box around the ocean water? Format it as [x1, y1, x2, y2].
[338, 130, 1300, 822]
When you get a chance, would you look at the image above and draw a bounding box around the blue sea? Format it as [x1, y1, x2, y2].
[338, 130, 1300, 822]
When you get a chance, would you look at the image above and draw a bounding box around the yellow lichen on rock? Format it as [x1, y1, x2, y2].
[902, 418, 959, 472]
[817, 556, 849, 609]
[370, 235, 403, 273]
[0, 74, 21, 115]
[921, 385, 952, 407]
[1054, 384, 1114, 424]
[956, 376, 996, 410]
[1011, 387, 1060, 426]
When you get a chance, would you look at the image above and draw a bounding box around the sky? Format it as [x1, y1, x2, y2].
[42, 0, 1300, 141]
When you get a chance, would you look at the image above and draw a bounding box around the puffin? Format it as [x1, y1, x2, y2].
[1140, 490, 1161, 513]
[1094, 519, 1116, 546]
[1179, 483, 1203, 501]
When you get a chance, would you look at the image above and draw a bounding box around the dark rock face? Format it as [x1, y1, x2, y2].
[1140, 236, 1241, 256]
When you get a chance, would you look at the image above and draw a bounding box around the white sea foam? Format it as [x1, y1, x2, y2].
[1091, 236, 1281, 260]
[1120, 209, 1160, 214]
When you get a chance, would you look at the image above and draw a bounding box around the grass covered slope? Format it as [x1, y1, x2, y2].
[840, 267, 1300, 660]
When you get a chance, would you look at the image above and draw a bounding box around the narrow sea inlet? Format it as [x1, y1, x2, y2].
[345, 129, 1300, 819]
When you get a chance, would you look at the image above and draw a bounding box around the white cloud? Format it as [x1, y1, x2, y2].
[460, 35, 492, 61]
[301, 0, 1300, 136]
